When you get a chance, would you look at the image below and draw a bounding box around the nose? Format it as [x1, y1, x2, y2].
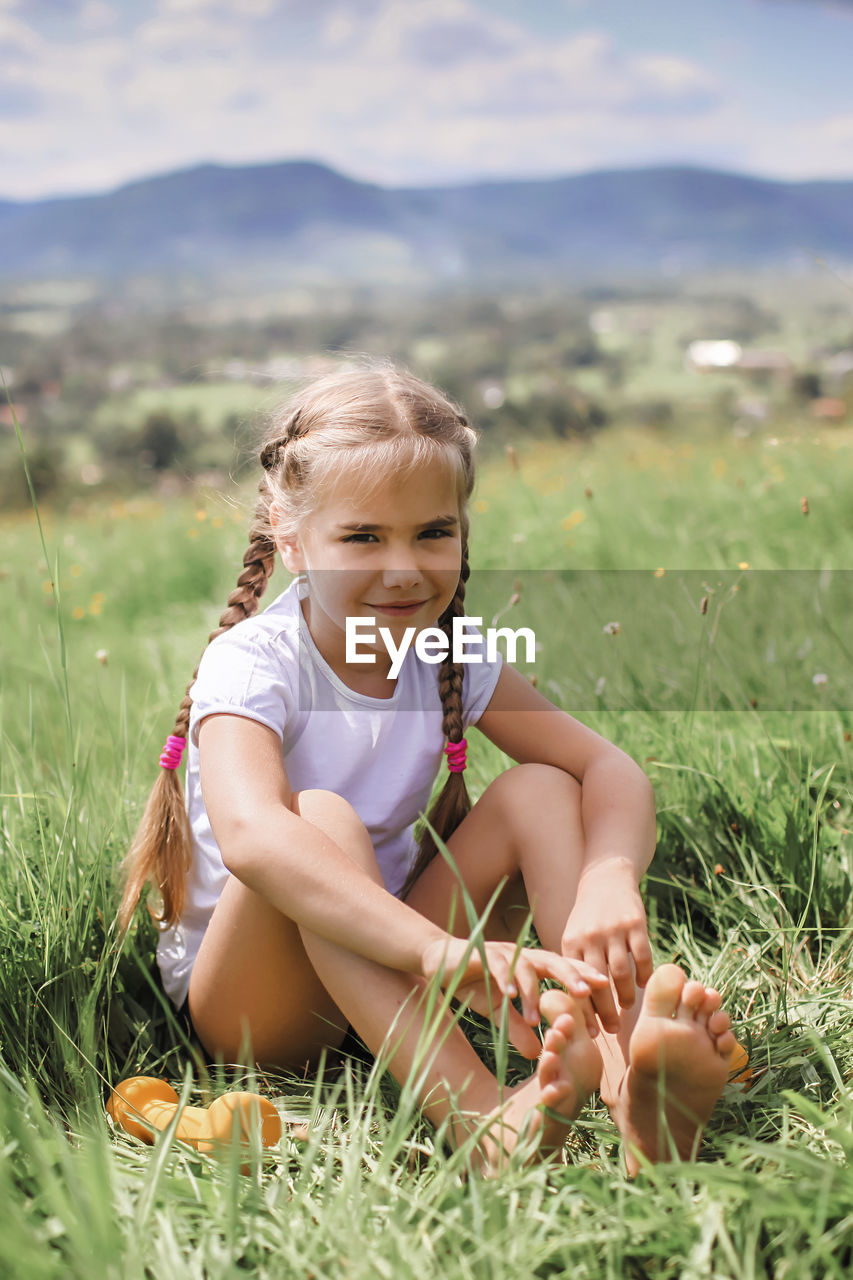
[379, 541, 425, 589]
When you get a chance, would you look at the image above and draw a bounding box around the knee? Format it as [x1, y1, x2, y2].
[290, 789, 382, 883]
[484, 763, 582, 826]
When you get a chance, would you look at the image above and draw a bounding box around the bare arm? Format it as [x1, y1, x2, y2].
[475, 662, 657, 880]
[197, 712, 609, 1051]
[198, 712, 448, 974]
[475, 663, 657, 1021]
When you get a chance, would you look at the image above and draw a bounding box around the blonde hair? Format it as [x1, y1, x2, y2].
[115, 361, 479, 936]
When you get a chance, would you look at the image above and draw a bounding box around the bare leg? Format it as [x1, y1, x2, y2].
[407, 763, 734, 1166]
[188, 787, 599, 1171]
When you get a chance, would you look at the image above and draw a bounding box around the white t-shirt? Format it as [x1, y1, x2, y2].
[156, 574, 505, 1008]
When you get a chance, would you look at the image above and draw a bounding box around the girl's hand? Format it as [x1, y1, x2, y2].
[560, 859, 654, 1034]
[420, 935, 610, 1059]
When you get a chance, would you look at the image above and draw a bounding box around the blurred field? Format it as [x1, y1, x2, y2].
[1, 420, 852, 1277]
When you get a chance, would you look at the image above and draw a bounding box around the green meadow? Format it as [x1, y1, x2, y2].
[1, 418, 852, 1277]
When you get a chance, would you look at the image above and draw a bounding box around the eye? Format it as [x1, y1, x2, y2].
[341, 533, 377, 543]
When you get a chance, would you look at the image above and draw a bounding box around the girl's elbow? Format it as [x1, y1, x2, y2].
[213, 808, 280, 876]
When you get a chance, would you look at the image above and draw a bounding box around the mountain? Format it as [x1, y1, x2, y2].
[0, 159, 851, 284]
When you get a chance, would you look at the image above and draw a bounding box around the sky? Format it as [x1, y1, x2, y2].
[1, 0, 852, 201]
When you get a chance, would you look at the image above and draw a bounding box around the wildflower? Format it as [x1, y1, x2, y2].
[212, 517, 224, 529]
[813, 673, 828, 687]
[800, 497, 809, 516]
[714, 864, 724, 876]
[95, 650, 108, 666]
[195, 510, 207, 522]
[738, 562, 749, 570]
[42, 580, 53, 594]
[474, 500, 489, 513]
[71, 564, 83, 577]
[602, 621, 621, 636]
[72, 607, 85, 621]
[561, 510, 585, 531]
[188, 528, 200, 539]
[653, 568, 665, 579]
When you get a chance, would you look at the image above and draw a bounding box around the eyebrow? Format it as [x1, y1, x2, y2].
[335, 514, 459, 532]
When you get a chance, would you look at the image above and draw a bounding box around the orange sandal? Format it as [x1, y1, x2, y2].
[107, 1076, 282, 1164]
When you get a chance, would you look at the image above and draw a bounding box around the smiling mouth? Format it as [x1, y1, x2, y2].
[367, 600, 429, 611]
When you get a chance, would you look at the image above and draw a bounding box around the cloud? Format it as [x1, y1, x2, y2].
[0, 0, 845, 200]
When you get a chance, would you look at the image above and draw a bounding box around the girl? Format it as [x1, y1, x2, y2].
[117, 363, 735, 1175]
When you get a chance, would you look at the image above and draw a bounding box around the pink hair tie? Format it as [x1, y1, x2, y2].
[159, 734, 187, 770]
[443, 737, 468, 773]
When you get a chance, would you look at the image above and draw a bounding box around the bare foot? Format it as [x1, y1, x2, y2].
[482, 988, 602, 1174]
[611, 963, 735, 1176]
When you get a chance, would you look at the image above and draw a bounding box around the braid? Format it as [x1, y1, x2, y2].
[399, 543, 473, 901]
[115, 484, 278, 937]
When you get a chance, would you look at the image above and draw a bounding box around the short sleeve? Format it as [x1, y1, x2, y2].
[188, 626, 296, 747]
[460, 625, 505, 731]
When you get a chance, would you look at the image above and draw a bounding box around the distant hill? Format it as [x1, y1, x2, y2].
[0, 159, 851, 284]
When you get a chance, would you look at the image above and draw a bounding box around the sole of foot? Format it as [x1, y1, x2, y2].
[483, 987, 602, 1175]
[614, 963, 736, 1176]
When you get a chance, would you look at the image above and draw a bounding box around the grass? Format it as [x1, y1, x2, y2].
[1, 416, 853, 1276]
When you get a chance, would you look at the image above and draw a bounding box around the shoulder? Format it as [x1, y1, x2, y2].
[189, 584, 302, 744]
[199, 583, 301, 668]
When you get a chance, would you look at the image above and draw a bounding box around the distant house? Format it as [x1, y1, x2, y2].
[686, 340, 793, 382]
[735, 349, 793, 379]
[810, 397, 847, 422]
[686, 340, 742, 371]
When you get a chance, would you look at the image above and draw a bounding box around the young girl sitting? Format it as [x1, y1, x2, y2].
[117, 363, 736, 1175]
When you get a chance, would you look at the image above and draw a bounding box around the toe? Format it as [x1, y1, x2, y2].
[698, 989, 722, 1022]
[708, 1009, 731, 1037]
[539, 1048, 560, 1088]
[716, 1029, 737, 1058]
[539, 988, 575, 1026]
[679, 981, 706, 1021]
[642, 964, 686, 1018]
[543, 1024, 570, 1057]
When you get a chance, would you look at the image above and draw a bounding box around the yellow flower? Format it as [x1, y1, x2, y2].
[738, 561, 749, 570]
[70, 564, 83, 578]
[212, 516, 224, 529]
[195, 509, 207, 522]
[72, 607, 85, 620]
[188, 527, 200, 540]
[91, 591, 106, 605]
[42, 580, 53, 594]
[474, 499, 489, 513]
[653, 567, 665, 579]
[560, 510, 585, 531]
[89, 602, 103, 616]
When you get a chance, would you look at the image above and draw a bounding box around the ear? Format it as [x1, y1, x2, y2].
[270, 504, 306, 574]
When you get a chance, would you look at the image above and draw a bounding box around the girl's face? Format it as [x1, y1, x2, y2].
[275, 456, 464, 675]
